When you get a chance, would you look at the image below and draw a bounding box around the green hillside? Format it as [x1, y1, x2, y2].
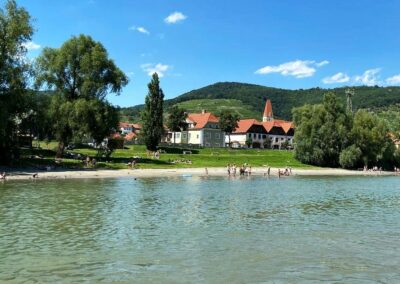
[176, 99, 259, 119]
[119, 82, 400, 122]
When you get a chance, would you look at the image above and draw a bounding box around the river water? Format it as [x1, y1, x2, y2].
[1, 176, 400, 283]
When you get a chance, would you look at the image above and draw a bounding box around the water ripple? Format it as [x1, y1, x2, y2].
[1, 176, 400, 282]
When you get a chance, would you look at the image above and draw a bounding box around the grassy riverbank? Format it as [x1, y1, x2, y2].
[17, 143, 314, 170]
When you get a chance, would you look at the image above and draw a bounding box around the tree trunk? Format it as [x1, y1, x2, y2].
[228, 133, 231, 148]
[56, 141, 65, 159]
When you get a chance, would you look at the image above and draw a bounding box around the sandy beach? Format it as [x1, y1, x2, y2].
[1, 167, 396, 181]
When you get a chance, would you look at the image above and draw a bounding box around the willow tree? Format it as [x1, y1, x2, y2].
[293, 93, 352, 167]
[141, 73, 164, 151]
[35, 35, 128, 157]
[0, 0, 33, 164]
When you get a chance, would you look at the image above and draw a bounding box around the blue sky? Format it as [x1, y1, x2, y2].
[14, 0, 400, 107]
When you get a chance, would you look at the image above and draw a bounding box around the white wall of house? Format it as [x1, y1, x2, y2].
[173, 132, 182, 144]
[226, 133, 294, 148]
[187, 130, 202, 145]
[226, 133, 247, 147]
[269, 134, 293, 148]
[120, 127, 133, 134]
[165, 123, 225, 147]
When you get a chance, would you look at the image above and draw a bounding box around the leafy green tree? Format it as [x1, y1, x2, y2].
[351, 109, 394, 167]
[339, 145, 362, 169]
[263, 136, 272, 149]
[35, 34, 128, 157]
[141, 73, 165, 151]
[281, 140, 289, 150]
[0, 0, 33, 163]
[219, 110, 239, 147]
[166, 105, 187, 144]
[293, 93, 352, 167]
[19, 91, 54, 142]
[245, 136, 252, 148]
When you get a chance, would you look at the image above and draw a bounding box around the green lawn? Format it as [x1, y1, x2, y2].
[18, 143, 315, 170]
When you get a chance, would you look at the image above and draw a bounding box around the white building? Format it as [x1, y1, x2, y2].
[165, 110, 225, 147]
[227, 99, 295, 149]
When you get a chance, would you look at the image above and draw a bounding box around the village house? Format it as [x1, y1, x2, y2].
[118, 122, 141, 143]
[119, 122, 141, 135]
[226, 99, 295, 149]
[165, 110, 225, 147]
[227, 119, 268, 148]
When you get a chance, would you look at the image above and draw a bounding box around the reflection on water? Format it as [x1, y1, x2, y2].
[1, 176, 400, 282]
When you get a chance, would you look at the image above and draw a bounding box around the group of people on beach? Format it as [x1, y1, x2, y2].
[278, 167, 292, 177]
[226, 164, 293, 178]
[227, 164, 252, 176]
[364, 165, 382, 173]
[84, 156, 97, 167]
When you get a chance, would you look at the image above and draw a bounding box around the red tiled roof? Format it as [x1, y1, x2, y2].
[281, 122, 294, 133]
[119, 122, 141, 129]
[263, 99, 273, 117]
[187, 112, 219, 129]
[124, 132, 137, 141]
[262, 120, 294, 134]
[234, 119, 262, 133]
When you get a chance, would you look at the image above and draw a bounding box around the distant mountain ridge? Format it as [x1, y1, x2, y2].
[119, 82, 400, 122]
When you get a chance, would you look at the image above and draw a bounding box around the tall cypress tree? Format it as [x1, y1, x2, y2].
[141, 73, 164, 151]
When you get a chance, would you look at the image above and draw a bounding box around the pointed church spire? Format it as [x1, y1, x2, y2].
[262, 99, 274, 122]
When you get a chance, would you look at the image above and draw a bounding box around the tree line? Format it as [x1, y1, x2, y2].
[0, 0, 128, 164]
[293, 93, 398, 169]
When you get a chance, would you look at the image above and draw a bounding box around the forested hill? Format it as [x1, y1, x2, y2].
[119, 82, 400, 121]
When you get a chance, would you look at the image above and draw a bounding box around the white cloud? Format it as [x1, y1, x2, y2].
[141, 63, 170, 77]
[22, 41, 41, 50]
[386, 74, 400, 85]
[316, 60, 329, 67]
[322, 72, 350, 84]
[354, 68, 381, 86]
[129, 26, 150, 35]
[255, 60, 328, 78]
[164, 12, 187, 24]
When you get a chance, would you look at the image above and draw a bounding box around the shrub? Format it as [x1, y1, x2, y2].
[339, 145, 362, 169]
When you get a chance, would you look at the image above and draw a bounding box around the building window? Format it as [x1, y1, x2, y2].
[275, 137, 278, 143]
[215, 133, 220, 139]
[196, 134, 199, 139]
[281, 137, 284, 140]
[205, 142, 210, 147]
[188, 133, 191, 139]
[176, 133, 180, 139]
[263, 134, 266, 139]
[206, 132, 211, 138]
[215, 143, 220, 147]
[258, 134, 261, 139]
[182, 133, 187, 139]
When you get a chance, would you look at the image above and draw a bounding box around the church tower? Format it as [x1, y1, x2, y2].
[262, 99, 274, 122]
